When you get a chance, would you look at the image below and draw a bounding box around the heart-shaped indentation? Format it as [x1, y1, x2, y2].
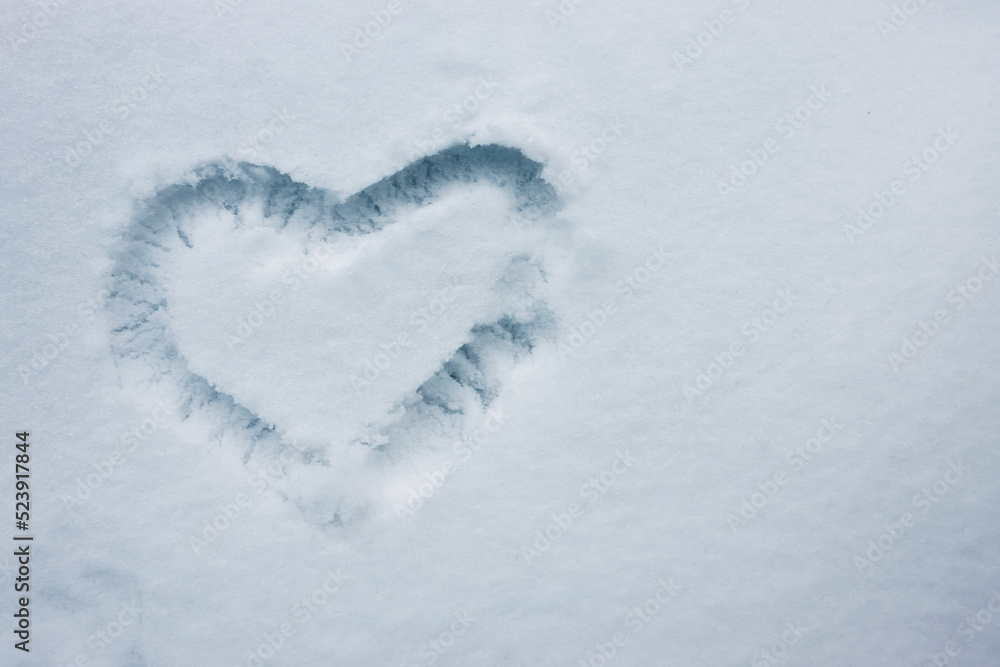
[109, 144, 565, 518]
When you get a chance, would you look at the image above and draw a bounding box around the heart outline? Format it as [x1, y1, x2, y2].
[109, 144, 564, 480]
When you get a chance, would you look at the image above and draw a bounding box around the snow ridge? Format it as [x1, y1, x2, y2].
[107, 144, 561, 491]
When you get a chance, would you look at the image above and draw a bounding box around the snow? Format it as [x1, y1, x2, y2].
[2, 0, 1000, 666]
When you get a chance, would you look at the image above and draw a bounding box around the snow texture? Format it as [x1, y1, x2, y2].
[2, 1, 1000, 666]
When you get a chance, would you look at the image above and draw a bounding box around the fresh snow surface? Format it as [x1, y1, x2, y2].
[2, 1, 1000, 666]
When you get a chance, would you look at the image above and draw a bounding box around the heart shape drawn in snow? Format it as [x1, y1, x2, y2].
[109, 144, 567, 523]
